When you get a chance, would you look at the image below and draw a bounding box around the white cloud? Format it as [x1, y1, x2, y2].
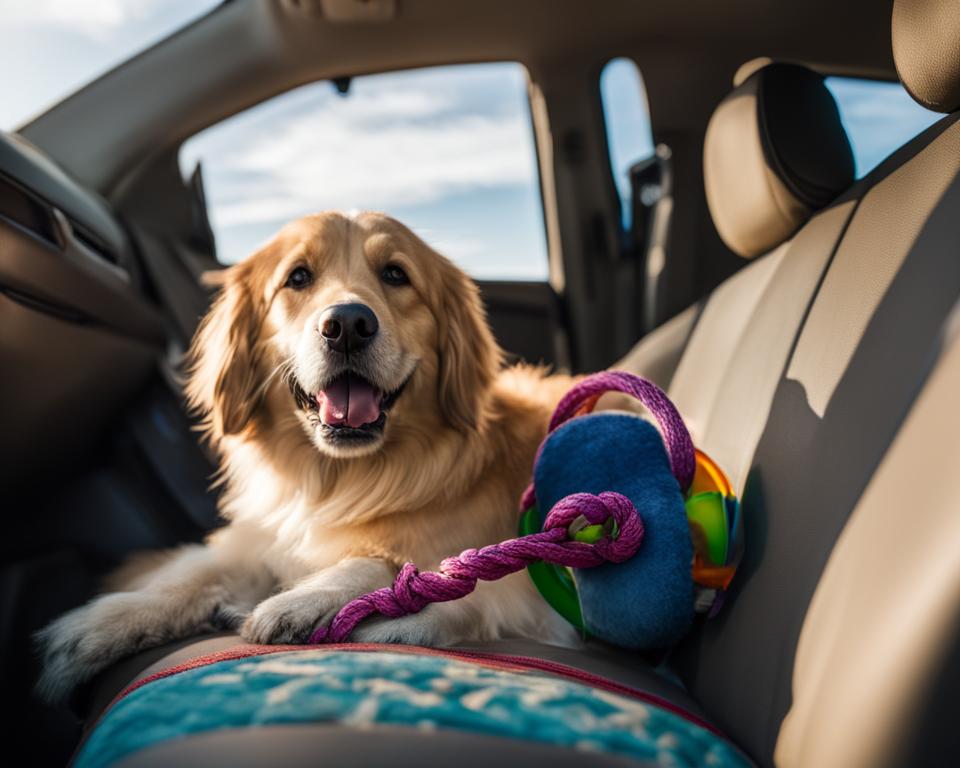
[180, 65, 549, 277]
[201, 86, 538, 228]
[414, 232, 487, 260]
[1, 0, 221, 127]
[1, 0, 159, 36]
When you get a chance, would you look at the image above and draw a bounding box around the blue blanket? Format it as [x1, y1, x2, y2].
[76, 649, 750, 767]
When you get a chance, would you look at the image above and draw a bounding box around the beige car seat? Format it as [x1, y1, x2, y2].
[621, 2, 960, 764]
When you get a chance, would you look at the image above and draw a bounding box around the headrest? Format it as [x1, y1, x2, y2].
[704, 63, 855, 259]
[893, 0, 960, 113]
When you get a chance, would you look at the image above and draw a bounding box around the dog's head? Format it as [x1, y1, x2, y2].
[187, 212, 502, 457]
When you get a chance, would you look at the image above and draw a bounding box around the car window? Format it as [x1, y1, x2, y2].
[180, 63, 549, 281]
[0, 0, 221, 129]
[599, 58, 655, 229]
[825, 77, 941, 177]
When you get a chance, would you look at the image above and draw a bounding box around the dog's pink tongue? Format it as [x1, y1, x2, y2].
[316, 374, 380, 428]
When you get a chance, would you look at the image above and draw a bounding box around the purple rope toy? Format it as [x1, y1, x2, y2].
[308, 371, 694, 644]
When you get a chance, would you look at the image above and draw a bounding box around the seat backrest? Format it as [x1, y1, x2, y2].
[775, 117, 960, 768]
[671, 61, 856, 500]
[636, 4, 960, 765]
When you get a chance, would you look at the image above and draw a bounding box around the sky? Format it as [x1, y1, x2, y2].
[0, 0, 220, 129]
[0, 1, 943, 279]
[824, 77, 941, 176]
[179, 64, 549, 278]
[601, 59, 656, 229]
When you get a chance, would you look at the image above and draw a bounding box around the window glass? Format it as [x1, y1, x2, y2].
[825, 77, 941, 177]
[180, 63, 548, 280]
[599, 58, 655, 229]
[0, 0, 221, 129]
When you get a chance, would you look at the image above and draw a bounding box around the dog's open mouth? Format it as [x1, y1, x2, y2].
[292, 371, 409, 444]
[316, 372, 383, 429]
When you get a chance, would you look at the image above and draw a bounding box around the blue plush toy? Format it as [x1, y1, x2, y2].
[517, 371, 743, 650]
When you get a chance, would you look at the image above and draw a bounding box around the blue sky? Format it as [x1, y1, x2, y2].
[0, 0, 219, 128]
[824, 77, 941, 176]
[0, 1, 943, 279]
[179, 64, 549, 278]
[601, 59, 656, 226]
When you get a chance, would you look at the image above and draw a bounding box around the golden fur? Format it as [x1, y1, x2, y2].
[37, 212, 576, 702]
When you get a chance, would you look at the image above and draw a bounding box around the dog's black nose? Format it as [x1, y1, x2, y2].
[320, 303, 379, 353]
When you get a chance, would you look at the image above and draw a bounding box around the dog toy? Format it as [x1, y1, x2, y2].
[309, 371, 741, 649]
[518, 371, 742, 648]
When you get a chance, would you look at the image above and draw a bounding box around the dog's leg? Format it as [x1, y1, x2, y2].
[242, 557, 397, 644]
[35, 539, 275, 704]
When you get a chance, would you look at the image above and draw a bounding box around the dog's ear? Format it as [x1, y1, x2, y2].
[436, 260, 503, 433]
[186, 263, 262, 442]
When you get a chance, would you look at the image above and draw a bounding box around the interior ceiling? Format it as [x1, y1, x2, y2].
[20, 0, 897, 193]
[272, 0, 897, 77]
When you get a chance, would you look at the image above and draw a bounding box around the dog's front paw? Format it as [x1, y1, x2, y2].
[241, 589, 346, 645]
[35, 593, 157, 704]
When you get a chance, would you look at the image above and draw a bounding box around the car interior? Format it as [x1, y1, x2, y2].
[2, 0, 959, 765]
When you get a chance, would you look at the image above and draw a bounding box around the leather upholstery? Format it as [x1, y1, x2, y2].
[777, 301, 960, 768]
[668, 246, 787, 458]
[703, 64, 854, 259]
[674, 200, 856, 495]
[786, 114, 960, 417]
[893, 0, 960, 113]
[614, 302, 702, 391]
[771, 113, 960, 768]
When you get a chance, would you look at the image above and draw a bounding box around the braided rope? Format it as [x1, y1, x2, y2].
[309, 492, 642, 643]
[308, 372, 691, 644]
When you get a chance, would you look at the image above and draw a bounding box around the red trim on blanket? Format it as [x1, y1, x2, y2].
[110, 643, 724, 737]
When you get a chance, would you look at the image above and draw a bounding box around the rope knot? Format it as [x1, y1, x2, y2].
[387, 562, 429, 616]
[543, 491, 644, 564]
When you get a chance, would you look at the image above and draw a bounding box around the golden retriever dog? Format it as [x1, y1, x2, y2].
[37, 212, 576, 702]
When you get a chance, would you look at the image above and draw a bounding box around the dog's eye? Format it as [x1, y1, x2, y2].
[285, 266, 313, 290]
[381, 264, 409, 286]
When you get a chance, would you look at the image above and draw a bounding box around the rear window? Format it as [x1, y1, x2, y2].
[180, 63, 548, 280]
[825, 77, 941, 177]
[599, 58, 655, 229]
